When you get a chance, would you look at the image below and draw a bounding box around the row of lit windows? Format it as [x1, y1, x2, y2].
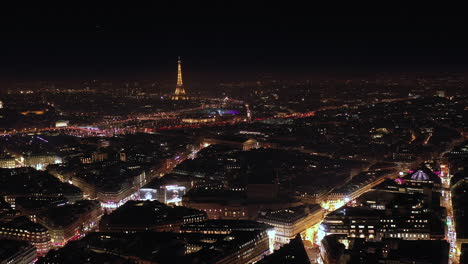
[349, 233, 372, 239]
[388, 233, 429, 238]
[239, 247, 255, 259]
[0, 227, 47, 234]
[406, 219, 428, 223]
[350, 230, 374, 233]
[350, 225, 374, 229]
[0, 229, 48, 236]
[183, 216, 205, 222]
[351, 220, 372, 223]
[225, 211, 246, 216]
[0, 232, 48, 238]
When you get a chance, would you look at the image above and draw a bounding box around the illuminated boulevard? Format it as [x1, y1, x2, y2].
[442, 172, 459, 264]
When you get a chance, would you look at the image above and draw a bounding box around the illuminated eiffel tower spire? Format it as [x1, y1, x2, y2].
[172, 56, 188, 100]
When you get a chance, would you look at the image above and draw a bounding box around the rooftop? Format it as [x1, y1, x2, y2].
[100, 200, 206, 229]
[0, 216, 48, 233]
[386, 239, 449, 263]
[52, 162, 145, 190]
[257, 234, 310, 264]
[181, 219, 272, 232]
[15, 196, 68, 211]
[403, 166, 441, 183]
[39, 230, 268, 264]
[0, 168, 82, 197]
[326, 206, 383, 218]
[38, 200, 100, 228]
[258, 204, 322, 223]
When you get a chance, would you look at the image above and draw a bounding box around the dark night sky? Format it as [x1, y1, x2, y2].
[0, 4, 466, 82]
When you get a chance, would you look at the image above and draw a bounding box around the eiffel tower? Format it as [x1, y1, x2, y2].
[171, 57, 188, 100]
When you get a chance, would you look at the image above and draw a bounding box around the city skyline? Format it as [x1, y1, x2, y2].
[0, 5, 466, 264]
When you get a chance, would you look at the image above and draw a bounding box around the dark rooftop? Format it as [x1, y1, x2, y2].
[0, 216, 48, 233]
[38, 200, 100, 228]
[15, 196, 68, 211]
[257, 234, 310, 264]
[0, 168, 82, 197]
[100, 200, 206, 229]
[181, 219, 272, 232]
[39, 230, 268, 264]
[386, 240, 449, 263]
[258, 204, 322, 223]
[326, 206, 384, 218]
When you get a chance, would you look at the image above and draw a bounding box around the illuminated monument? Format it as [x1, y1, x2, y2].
[171, 57, 188, 100]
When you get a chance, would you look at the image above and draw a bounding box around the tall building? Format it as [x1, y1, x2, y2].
[171, 57, 188, 100]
